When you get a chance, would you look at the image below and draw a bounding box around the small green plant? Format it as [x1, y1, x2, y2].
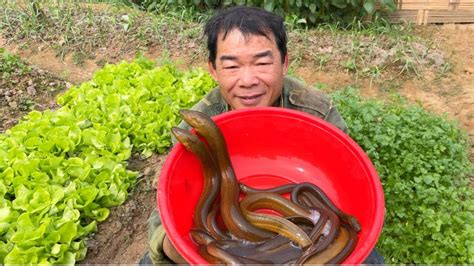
[18, 97, 35, 111]
[316, 54, 331, 70]
[0, 48, 31, 79]
[343, 58, 357, 72]
[437, 62, 452, 79]
[71, 51, 87, 66]
[331, 88, 473, 263]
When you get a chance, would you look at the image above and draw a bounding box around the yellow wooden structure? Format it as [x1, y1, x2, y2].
[384, 0, 474, 24]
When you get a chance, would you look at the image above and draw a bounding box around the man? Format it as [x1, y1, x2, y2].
[142, 6, 384, 264]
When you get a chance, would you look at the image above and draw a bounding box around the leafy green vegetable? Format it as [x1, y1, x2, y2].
[0, 56, 215, 264]
[331, 88, 473, 263]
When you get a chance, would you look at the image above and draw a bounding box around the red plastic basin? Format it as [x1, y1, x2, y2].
[158, 107, 385, 264]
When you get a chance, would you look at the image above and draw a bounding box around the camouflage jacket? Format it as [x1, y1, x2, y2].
[176, 76, 348, 136]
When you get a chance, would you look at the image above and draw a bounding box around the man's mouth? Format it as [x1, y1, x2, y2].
[238, 93, 265, 106]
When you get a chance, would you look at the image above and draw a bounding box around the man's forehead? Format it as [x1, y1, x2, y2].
[218, 28, 274, 43]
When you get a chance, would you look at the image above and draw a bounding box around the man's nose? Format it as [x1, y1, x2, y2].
[239, 67, 259, 88]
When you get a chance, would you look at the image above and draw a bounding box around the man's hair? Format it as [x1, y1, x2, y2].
[204, 6, 288, 68]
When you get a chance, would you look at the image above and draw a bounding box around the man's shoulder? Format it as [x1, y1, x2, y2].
[283, 76, 332, 119]
[190, 87, 227, 117]
[173, 87, 226, 145]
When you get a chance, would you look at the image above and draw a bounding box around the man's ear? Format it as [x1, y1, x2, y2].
[208, 60, 218, 80]
[283, 53, 289, 75]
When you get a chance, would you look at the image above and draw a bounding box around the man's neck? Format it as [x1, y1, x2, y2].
[272, 96, 282, 107]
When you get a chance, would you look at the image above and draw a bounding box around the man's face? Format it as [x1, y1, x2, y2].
[208, 29, 289, 110]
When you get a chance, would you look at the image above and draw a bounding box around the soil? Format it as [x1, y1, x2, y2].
[80, 153, 166, 264]
[1, 20, 473, 264]
[0, 61, 71, 132]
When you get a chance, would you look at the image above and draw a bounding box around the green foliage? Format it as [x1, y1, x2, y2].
[0, 56, 215, 264]
[57, 56, 215, 157]
[0, 48, 31, 79]
[331, 88, 473, 263]
[129, 0, 396, 25]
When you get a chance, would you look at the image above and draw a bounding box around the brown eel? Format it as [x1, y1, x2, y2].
[171, 127, 221, 235]
[179, 110, 274, 241]
[239, 183, 296, 195]
[291, 182, 361, 232]
[303, 225, 358, 264]
[239, 192, 316, 248]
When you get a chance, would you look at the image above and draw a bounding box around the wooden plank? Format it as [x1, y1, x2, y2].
[423, 10, 430, 24]
[384, 9, 474, 23]
[392, 0, 474, 10]
[458, 0, 474, 10]
[378, 0, 474, 23]
[448, 0, 458, 11]
[395, 0, 451, 10]
[376, 0, 474, 10]
[426, 10, 474, 22]
[384, 10, 420, 23]
[418, 9, 426, 24]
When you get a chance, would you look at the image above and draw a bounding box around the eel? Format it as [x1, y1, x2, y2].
[240, 183, 296, 195]
[302, 225, 357, 264]
[179, 110, 274, 241]
[291, 182, 361, 232]
[171, 127, 221, 234]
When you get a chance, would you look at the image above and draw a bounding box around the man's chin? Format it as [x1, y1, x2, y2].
[233, 103, 265, 110]
[233, 96, 272, 109]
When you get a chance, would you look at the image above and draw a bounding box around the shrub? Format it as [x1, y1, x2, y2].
[130, 0, 396, 25]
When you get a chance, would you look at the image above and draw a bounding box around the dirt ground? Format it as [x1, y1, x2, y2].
[0, 24, 473, 264]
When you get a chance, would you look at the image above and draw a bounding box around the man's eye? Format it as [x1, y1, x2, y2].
[257, 62, 271, 66]
[224, 66, 238, 69]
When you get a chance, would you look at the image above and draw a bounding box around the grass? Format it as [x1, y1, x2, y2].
[0, 0, 210, 65]
[0, 1, 449, 84]
[287, 17, 449, 83]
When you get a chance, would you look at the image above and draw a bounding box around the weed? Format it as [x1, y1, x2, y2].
[72, 51, 92, 66]
[18, 97, 35, 111]
[0, 48, 31, 78]
[343, 58, 357, 72]
[287, 53, 302, 76]
[313, 82, 329, 91]
[379, 78, 401, 93]
[60, 69, 71, 80]
[398, 52, 420, 77]
[315, 54, 330, 70]
[436, 62, 452, 79]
